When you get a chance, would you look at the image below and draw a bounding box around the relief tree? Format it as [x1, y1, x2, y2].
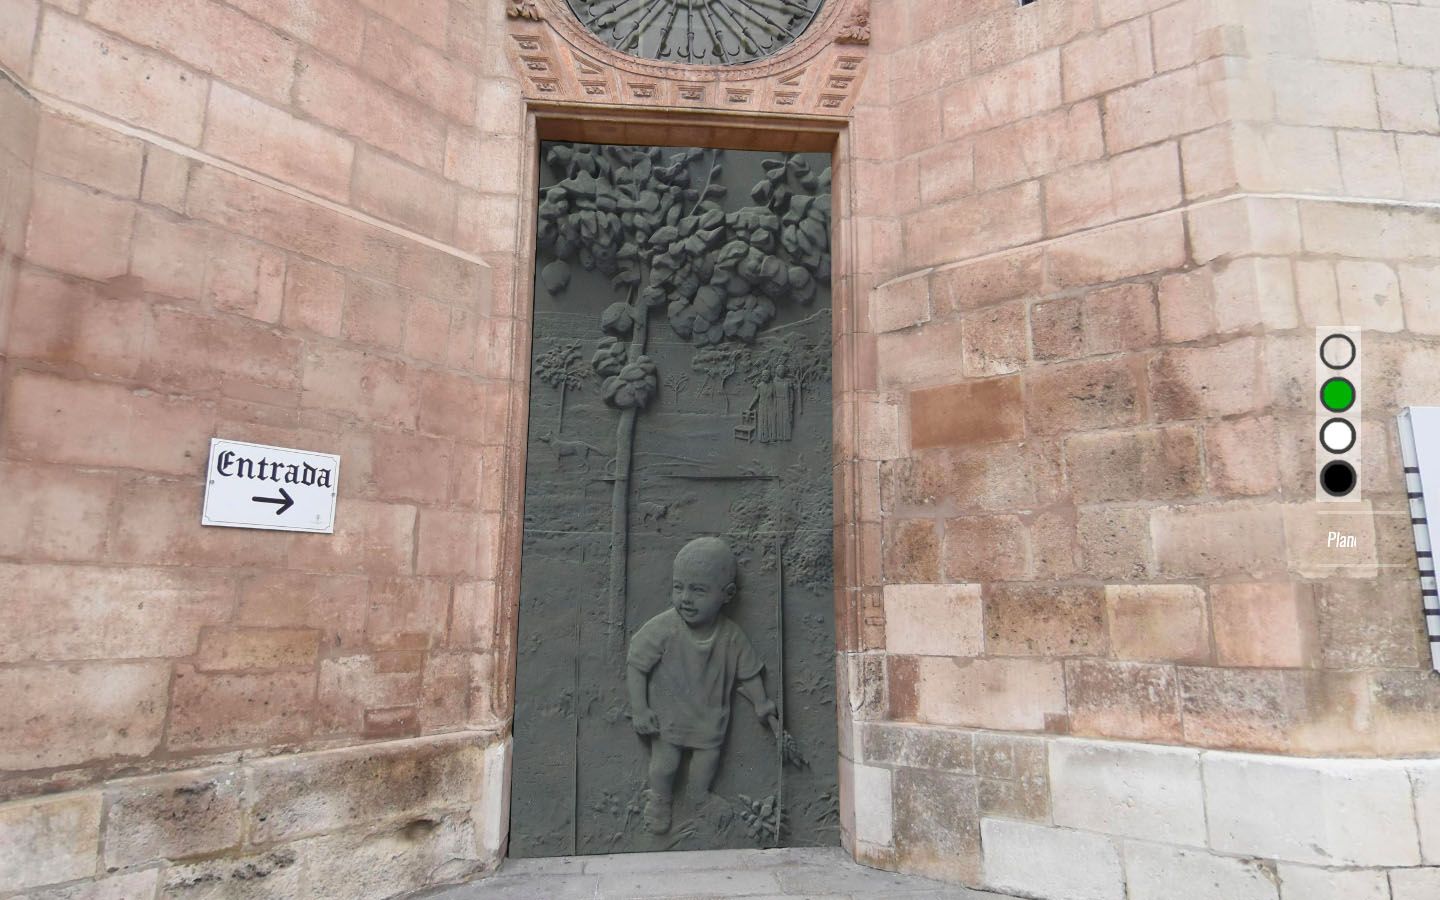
[536, 144, 832, 652]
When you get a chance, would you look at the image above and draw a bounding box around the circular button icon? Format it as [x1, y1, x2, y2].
[1320, 333, 1356, 370]
[1320, 460, 1357, 497]
[1321, 377, 1356, 412]
[1320, 418, 1357, 454]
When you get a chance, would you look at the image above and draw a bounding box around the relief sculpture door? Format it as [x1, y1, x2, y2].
[511, 142, 837, 857]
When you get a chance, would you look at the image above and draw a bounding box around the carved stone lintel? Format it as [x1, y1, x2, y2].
[835, 1, 870, 45]
[507, 0, 542, 20]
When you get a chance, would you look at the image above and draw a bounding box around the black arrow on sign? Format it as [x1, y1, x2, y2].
[253, 488, 294, 515]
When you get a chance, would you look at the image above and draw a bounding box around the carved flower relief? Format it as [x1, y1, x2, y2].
[507, 0, 542, 20]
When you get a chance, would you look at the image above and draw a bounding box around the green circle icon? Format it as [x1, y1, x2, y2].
[1321, 377, 1356, 412]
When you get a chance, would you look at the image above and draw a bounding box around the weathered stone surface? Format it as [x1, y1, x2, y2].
[104, 770, 244, 867]
[1277, 863, 1389, 900]
[882, 584, 982, 657]
[1069, 660, 1183, 745]
[985, 584, 1106, 657]
[0, 663, 168, 771]
[909, 378, 1025, 449]
[850, 763, 893, 847]
[0, 793, 101, 893]
[982, 819, 1124, 900]
[1204, 753, 1421, 866]
[19, 868, 162, 900]
[160, 848, 304, 900]
[1125, 842, 1278, 900]
[892, 768, 979, 883]
[902, 657, 1067, 732]
[1049, 739, 1204, 844]
[247, 736, 487, 843]
[860, 723, 975, 773]
[1211, 583, 1318, 669]
[167, 665, 314, 750]
[1105, 585, 1209, 664]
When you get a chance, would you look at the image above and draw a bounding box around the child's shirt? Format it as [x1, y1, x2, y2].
[628, 608, 764, 750]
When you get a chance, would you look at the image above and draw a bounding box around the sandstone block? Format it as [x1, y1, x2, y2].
[315, 653, 422, 735]
[1049, 739, 1204, 844]
[0, 564, 231, 663]
[302, 345, 419, 429]
[946, 50, 1061, 138]
[882, 583, 982, 657]
[903, 182, 1044, 269]
[160, 847, 303, 899]
[860, 722, 975, 773]
[1391, 868, 1440, 900]
[881, 518, 940, 583]
[1395, 4, 1440, 67]
[25, 176, 134, 281]
[1205, 752, 1421, 866]
[982, 819, 1124, 900]
[87, 0, 298, 103]
[850, 763, 893, 847]
[0, 663, 167, 770]
[361, 21, 476, 122]
[1212, 583, 1318, 668]
[203, 236, 285, 323]
[1336, 260, 1403, 332]
[0, 0, 37, 78]
[1277, 863, 1389, 900]
[35, 114, 143, 197]
[1204, 416, 1280, 496]
[985, 584, 1106, 657]
[870, 273, 930, 334]
[237, 571, 368, 651]
[295, 53, 445, 171]
[1317, 580, 1426, 669]
[1026, 358, 1143, 436]
[195, 628, 321, 672]
[903, 657, 1066, 732]
[202, 83, 353, 201]
[248, 736, 485, 843]
[1125, 842, 1278, 900]
[1105, 585, 1208, 664]
[1154, 503, 1287, 578]
[1337, 131, 1404, 200]
[1046, 214, 1187, 289]
[1157, 269, 1216, 343]
[1103, 63, 1226, 153]
[931, 249, 1043, 314]
[909, 377, 1024, 449]
[141, 145, 191, 211]
[893, 768, 980, 883]
[226, 0, 364, 63]
[961, 302, 1027, 377]
[1062, 18, 1152, 102]
[0, 793, 100, 893]
[353, 149, 457, 240]
[103, 770, 243, 867]
[972, 102, 1104, 192]
[0, 461, 116, 563]
[1065, 425, 1201, 503]
[167, 665, 314, 750]
[942, 514, 1029, 582]
[1032, 282, 1160, 361]
[1066, 659, 1184, 743]
[9, 267, 147, 379]
[1416, 763, 1440, 864]
[1376, 69, 1440, 134]
[1149, 337, 1266, 420]
[1272, 59, 1378, 129]
[875, 319, 966, 387]
[32, 14, 208, 143]
[1076, 505, 1152, 579]
[282, 258, 345, 337]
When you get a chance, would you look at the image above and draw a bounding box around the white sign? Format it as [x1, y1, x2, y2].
[202, 438, 340, 534]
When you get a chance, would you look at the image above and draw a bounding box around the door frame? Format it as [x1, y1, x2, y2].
[493, 102, 874, 857]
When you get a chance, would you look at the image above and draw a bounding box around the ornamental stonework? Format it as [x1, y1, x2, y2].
[503, 0, 870, 116]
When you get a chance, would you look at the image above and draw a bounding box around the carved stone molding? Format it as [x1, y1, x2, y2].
[501, 0, 871, 118]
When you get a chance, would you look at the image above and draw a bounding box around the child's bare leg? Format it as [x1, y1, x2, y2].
[690, 748, 723, 797]
[645, 740, 682, 833]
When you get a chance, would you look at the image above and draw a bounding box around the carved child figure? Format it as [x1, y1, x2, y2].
[627, 537, 781, 834]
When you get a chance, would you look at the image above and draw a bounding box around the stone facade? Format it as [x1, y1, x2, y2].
[1, 0, 1438, 897]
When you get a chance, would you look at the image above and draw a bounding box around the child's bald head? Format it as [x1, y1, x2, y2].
[673, 537, 737, 585]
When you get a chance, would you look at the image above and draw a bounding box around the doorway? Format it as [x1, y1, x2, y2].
[510, 141, 838, 857]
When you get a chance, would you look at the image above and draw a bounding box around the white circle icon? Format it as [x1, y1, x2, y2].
[1320, 417, 1356, 454]
[1320, 333, 1356, 370]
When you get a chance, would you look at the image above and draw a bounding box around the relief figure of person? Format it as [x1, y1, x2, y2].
[626, 537, 781, 834]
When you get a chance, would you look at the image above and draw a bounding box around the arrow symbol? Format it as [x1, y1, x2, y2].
[252, 488, 294, 515]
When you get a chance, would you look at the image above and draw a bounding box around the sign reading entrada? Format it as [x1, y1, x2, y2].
[201, 438, 340, 534]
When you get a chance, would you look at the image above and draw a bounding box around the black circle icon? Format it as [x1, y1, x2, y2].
[1320, 333, 1357, 370]
[1320, 460, 1357, 497]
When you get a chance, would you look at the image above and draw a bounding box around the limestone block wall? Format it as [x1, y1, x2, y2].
[0, 1, 525, 896]
[840, 0, 1440, 895]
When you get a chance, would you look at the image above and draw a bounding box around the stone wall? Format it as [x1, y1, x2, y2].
[840, 0, 1440, 895]
[0, 0, 524, 895]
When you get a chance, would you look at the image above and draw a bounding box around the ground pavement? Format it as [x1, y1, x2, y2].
[412, 847, 1024, 900]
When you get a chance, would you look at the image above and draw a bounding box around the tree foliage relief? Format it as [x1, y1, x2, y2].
[536, 143, 833, 646]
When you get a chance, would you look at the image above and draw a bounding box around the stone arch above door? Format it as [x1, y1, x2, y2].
[502, 0, 872, 116]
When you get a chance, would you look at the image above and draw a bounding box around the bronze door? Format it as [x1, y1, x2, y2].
[511, 142, 837, 857]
